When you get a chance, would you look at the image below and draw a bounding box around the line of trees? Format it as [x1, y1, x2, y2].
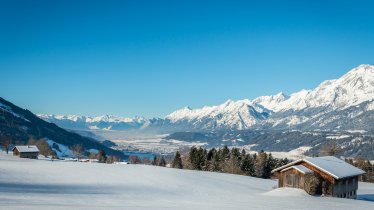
[345, 158, 374, 183]
[171, 146, 290, 179]
[128, 155, 167, 167]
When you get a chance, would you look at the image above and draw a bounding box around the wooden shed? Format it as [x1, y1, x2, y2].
[271, 156, 365, 199]
[12, 145, 39, 159]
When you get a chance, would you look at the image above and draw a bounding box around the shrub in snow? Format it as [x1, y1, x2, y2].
[304, 173, 322, 195]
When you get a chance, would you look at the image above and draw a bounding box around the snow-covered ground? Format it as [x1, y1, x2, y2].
[0, 152, 373, 210]
[244, 146, 311, 160]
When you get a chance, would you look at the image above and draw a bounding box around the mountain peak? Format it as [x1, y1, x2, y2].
[344, 64, 373, 77]
[356, 64, 373, 69]
[223, 99, 234, 105]
[183, 106, 192, 111]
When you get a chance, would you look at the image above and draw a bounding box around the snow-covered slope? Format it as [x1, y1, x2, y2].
[0, 152, 373, 209]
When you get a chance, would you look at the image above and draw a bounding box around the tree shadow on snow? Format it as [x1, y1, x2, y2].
[357, 194, 374, 202]
[0, 183, 113, 195]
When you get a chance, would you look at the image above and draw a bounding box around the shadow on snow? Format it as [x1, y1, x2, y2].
[0, 182, 113, 195]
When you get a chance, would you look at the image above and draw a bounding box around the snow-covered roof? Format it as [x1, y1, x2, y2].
[281, 165, 313, 174]
[272, 156, 366, 179]
[13, 145, 39, 153]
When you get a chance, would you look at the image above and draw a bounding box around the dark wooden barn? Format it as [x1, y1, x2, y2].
[271, 156, 365, 199]
[12, 145, 39, 159]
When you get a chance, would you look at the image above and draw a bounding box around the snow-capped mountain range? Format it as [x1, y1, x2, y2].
[253, 64, 374, 112]
[39, 64, 374, 132]
[37, 114, 147, 131]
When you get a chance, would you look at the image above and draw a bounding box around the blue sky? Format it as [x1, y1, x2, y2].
[1, 0, 374, 118]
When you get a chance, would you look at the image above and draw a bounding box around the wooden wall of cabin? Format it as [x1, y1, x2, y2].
[275, 161, 360, 199]
[280, 168, 306, 189]
[13, 149, 20, 156]
[19, 152, 39, 159]
[333, 177, 358, 199]
[300, 162, 335, 196]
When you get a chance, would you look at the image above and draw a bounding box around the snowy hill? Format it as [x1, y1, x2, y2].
[0, 97, 125, 159]
[0, 152, 373, 209]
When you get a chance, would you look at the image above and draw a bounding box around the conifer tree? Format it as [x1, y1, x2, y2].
[189, 146, 199, 170]
[228, 147, 241, 174]
[97, 149, 107, 163]
[152, 156, 158, 165]
[199, 147, 208, 171]
[241, 149, 246, 159]
[189, 146, 207, 170]
[264, 153, 276, 178]
[221, 145, 230, 161]
[241, 154, 255, 176]
[172, 151, 183, 169]
[255, 150, 268, 178]
[159, 156, 166, 167]
[206, 148, 217, 171]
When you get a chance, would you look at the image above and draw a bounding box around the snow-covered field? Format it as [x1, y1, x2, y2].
[246, 146, 311, 160]
[1, 152, 373, 210]
[112, 134, 206, 154]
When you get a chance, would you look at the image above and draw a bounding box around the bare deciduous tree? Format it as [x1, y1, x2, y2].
[143, 157, 151, 165]
[320, 141, 341, 157]
[1, 135, 12, 154]
[72, 144, 84, 160]
[129, 155, 142, 164]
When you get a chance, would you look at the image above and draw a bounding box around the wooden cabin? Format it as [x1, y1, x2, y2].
[12, 145, 39, 159]
[271, 156, 365, 199]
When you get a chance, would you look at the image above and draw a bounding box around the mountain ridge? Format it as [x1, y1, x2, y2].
[38, 64, 374, 132]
